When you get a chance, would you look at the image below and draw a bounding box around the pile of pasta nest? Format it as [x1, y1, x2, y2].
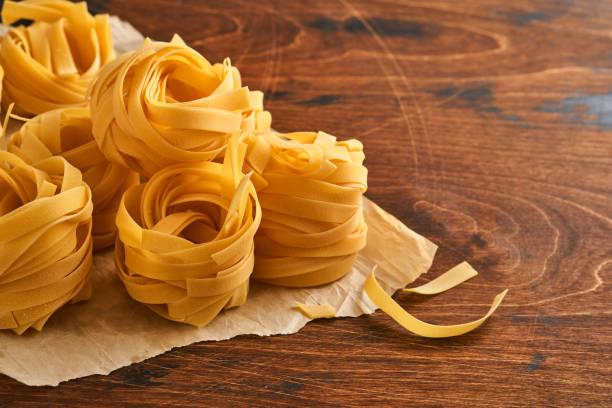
[0, 0, 506, 336]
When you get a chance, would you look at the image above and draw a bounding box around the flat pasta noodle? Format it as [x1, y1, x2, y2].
[7, 107, 140, 250]
[0, 151, 93, 335]
[88, 34, 271, 177]
[0, 0, 115, 115]
[114, 135, 262, 327]
[403, 261, 478, 295]
[242, 130, 368, 287]
[0, 64, 3, 118]
[364, 265, 508, 338]
[0, 66, 5, 151]
[295, 302, 336, 319]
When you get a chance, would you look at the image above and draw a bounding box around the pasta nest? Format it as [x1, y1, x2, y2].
[0, 0, 115, 115]
[243, 130, 368, 287]
[88, 35, 271, 177]
[0, 151, 93, 335]
[8, 107, 140, 251]
[115, 137, 262, 327]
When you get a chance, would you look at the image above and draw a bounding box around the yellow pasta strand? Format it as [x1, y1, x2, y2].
[7, 107, 140, 250]
[243, 130, 368, 287]
[364, 265, 507, 338]
[295, 302, 336, 319]
[114, 134, 262, 327]
[0, 151, 93, 335]
[403, 261, 478, 295]
[0, 64, 3, 117]
[88, 35, 271, 177]
[0, 0, 115, 116]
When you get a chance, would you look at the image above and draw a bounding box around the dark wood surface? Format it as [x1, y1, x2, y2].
[1, 0, 611, 406]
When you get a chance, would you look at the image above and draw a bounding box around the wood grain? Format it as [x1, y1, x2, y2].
[1, 0, 611, 406]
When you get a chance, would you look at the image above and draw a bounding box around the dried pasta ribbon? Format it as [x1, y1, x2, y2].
[88, 34, 271, 177]
[114, 135, 262, 327]
[0, 151, 93, 335]
[243, 130, 368, 287]
[0, 64, 3, 114]
[0, 0, 115, 115]
[403, 261, 478, 295]
[7, 107, 140, 250]
[364, 265, 508, 338]
[295, 302, 336, 319]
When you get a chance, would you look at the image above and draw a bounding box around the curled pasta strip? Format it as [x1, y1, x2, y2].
[364, 264, 507, 338]
[243, 130, 368, 287]
[88, 34, 271, 177]
[0, 151, 93, 335]
[0, 0, 115, 115]
[8, 107, 140, 250]
[114, 136, 262, 327]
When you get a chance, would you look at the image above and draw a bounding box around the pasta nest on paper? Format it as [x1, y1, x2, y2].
[0, 0, 115, 115]
[243, 130, 368, 287]
[114, 136, 262, 327]
[0, 151, 93, 335]
[8, 107, 140, 251]
[88, 34, 271, 177]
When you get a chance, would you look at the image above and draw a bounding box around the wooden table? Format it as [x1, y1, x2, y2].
[1, 0, 611, 406]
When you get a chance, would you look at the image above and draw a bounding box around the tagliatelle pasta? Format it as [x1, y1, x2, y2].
[88, 34, 271, 177]
[7, 107, 140, 250]
[364, 264, 507, 338]
[114, 135, 261, 327]
[241, 130, 368, 287]
[0, 65, 3, 108]
[295, 302, 336, 319]
[0, 7, 510, 346]
[0, 151, 93, 335]
[402, 261, 478, 295]
[0, 0, 115, 115]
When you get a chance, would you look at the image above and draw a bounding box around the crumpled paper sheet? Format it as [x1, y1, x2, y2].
[0, 18, 437, 387]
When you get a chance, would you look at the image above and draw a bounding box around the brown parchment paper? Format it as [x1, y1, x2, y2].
[0, 19, 437, 386]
